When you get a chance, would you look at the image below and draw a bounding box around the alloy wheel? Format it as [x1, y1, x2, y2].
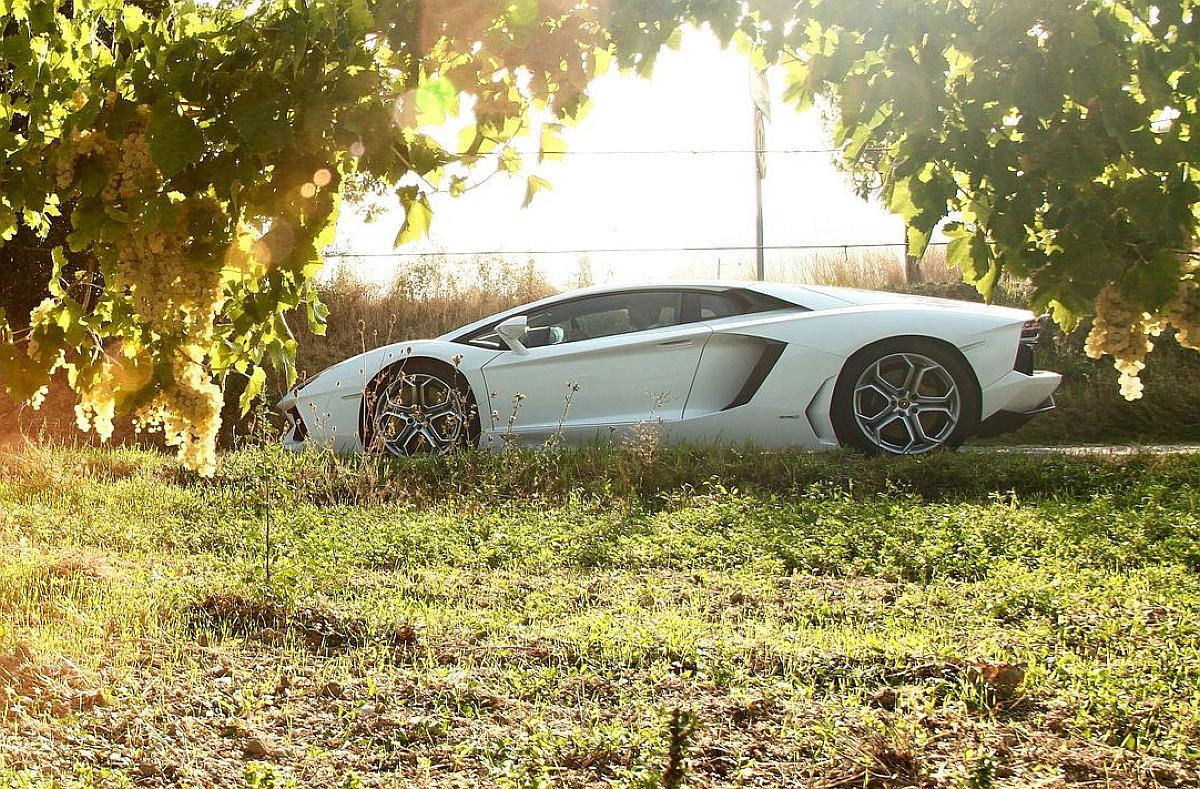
[371, 372, 466, 456]
[851, 352, 961, 454]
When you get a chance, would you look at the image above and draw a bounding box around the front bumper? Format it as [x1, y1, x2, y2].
[280, 404, 308, 452]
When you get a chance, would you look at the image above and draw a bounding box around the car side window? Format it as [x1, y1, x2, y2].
[522, 291, 683, 347]
[698, 292, 743, 319]
[692, 288, 799, 321]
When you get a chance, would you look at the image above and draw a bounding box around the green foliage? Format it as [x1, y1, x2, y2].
[758, 0, 1200, 327]
[0, 0, 611, 472]
[4, 0, 1200, 473]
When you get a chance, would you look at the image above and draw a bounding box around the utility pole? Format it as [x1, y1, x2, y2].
[751, 66, 770, 281]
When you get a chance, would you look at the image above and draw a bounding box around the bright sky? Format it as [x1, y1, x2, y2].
[332, 26, 913, 287]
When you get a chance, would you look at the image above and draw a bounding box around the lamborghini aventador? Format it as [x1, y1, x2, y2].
[277, 281, 1061, 456]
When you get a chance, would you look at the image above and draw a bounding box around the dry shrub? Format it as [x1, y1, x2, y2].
[188, 590, 416, 653]
[794, 249, 907, 290]
[46, 552, 114, 582]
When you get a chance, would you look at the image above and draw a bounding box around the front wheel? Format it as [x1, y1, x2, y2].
[361, 362, 477, 456]
[831, 340, 979, 455]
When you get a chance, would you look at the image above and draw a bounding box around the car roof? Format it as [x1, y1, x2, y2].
[437, 279, 835, 340]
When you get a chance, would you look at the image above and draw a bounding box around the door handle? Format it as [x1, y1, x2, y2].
[657, 339, 693, 348]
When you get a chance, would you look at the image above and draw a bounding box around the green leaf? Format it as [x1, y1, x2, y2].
[121, 5, 147, 32]
[415, 76, 457, 128]
[49, 247, 68, 298]
[147, 106, 205, 179]
[1048, 299, 1080, 332]
[905, 224, 931, 261]
[395, 192, 432, 246]
[885, 178, 918, 221]
[0, 345, 46, 404]
[592, 47, 613, 78]
[507, 0, 539, 28]
[945, 232, 972, 274]
[239, 366, 267, 416]
[230, 89, 288, 154]
[522, 175, 552, 209]
[0, 203, 16, 240]
[305, 298, 329, 336]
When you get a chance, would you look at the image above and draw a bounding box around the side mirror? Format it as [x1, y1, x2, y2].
[496, 315, 529, 355]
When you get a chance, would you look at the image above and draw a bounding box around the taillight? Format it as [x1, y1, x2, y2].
[1020, 318, 1042, 344]
[1014, 317, 1043, 375]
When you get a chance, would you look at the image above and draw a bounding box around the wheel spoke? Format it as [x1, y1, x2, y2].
[868, 412, 903, 442]
[384, 422, 419, 456]
[902, 412, 930, 450]
[868, 362, 902, 396]
[913, 393, 956, 414]
[425, 399, 459, 420]
[418, 423, 447, 451]
[854, 381, 892, 402]
[902, 356, 928, 392]
[384, 386, 406, 411]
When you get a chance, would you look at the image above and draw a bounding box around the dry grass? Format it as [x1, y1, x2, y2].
[780, 246, 962, 290]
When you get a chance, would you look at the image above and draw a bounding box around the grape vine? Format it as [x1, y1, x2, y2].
[2, 0, 1199, 471]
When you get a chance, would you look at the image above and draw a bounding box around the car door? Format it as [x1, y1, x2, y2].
[479, 290, 711, 438]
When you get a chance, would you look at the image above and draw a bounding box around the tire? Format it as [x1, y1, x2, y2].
[831, 339, 979, 455]
[360, 361, 479, 456]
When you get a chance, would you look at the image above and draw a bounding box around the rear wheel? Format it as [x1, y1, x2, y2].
[832, 340, 978, 455]
[361, 362, 478, 456]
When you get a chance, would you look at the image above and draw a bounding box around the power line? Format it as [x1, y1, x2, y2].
[324, 241, 951, 259]
[531, 147, 850, 156]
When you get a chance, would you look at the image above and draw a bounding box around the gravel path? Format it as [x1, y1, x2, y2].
[977, 444, 1200, 455]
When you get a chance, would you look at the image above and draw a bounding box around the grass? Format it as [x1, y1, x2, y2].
[1, 444, 1199, 787]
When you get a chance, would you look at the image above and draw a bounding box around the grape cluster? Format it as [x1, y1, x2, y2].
[135, 345, 222, 477]
[54, 113, 230, 475]
[1084, 284, 1156, 401]
[105, 130, 157, 203]
[55, 129, 114, 189]
[1165, 278, 1200, 351]
[114, 203, 225, 344]
[1085, 275, 1200, 401]
[75, 361, 117, 442]
[56, 108, 159, 202]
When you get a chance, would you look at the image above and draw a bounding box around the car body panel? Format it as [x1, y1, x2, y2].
[479, 322, 712, 433]
[279, 280, 1061, 454]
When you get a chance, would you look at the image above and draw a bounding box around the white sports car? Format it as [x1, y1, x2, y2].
[278, 281, 1061, 456]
